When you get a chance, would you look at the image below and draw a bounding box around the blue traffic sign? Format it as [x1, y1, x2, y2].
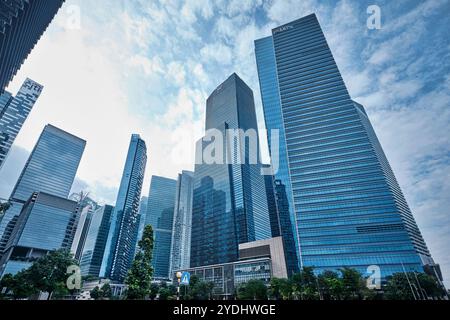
[180, 272, 190, 285]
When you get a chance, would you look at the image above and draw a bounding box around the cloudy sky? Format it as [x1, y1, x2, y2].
[0, 0, 449, 286]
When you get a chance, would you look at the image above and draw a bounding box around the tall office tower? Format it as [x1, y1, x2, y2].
[71, 205, 93, 261]
[262, 164, 299, 276]
[0, 124, 86, 256]
[146, 176, 177, 280]
[0, 192, 80, 277]
[101, 134, 147, 282]
[255, 14, 439, 279]
[0, 0, 65, 93]
[135, 196, 148, 254]
[262, 164, 281, 238]
[0, 78, 43, 169]
[169, 171, 194, 277]
[190, 73, 271, 268]
[69, 194, 99, 261]
[80, 205, 114, 277]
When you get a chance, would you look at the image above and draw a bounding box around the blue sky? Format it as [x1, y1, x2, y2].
[0, 0, 449, 286]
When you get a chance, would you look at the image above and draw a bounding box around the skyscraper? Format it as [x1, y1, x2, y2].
[69, 194, 99, 261]
[0, 0, 65, 93]
[0, 124, 86, 256]
[80, 205, 114, 277]
[169, 171, 194, 277]
[135, 196, 148, 254]
[0, 78, 43, 169]
[101, 134, 147, 282]
[255, 14, 439, 279]
[0, 192, 80, 277]
[262, 164, 299, 276]
[145, 176, 177, 280]
[190, 73, 271, 268]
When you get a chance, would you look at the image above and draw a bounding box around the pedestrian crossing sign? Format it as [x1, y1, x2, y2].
[180, 272, 190, 285]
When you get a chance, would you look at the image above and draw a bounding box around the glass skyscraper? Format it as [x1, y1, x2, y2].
[0, 192, 80, 277]
[169, 171, 194, 277]
[101, 134, 147, 282]
[0, 124, 86, 256]
[190, 73, 271, 268]
[80, 205, 114, 277]
[135, 196, 148, 254]
[145, 175, 177, 280]
[255, 14, 438, 279]
[0, 0, 65, 93]
[0, 78, 43, 169]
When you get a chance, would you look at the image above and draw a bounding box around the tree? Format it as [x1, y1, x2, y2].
[158, 282, 178, 300]
[0, 200, 11, 215]
[0, 271, 35, 300]
[291, 267, 319, 300]
[90, 286, 101, 300]
[125, 225, 154, 300]
[101, 283, 112, 299]
[149, 283, 159, 300]
[384, 272, 445, 300]
[237, 280, 268, 300]
[340, 268, 366, 300]
[269, 278, 292, 300]
[318, 271, 343, 300]
[26, 249, 78, 300]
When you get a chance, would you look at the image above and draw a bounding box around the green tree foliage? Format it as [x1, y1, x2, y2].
[0, 270, 35, 300]
[340, 267, 366, 300]
[26, 249, 78, 300]
[318, 270, 344, 300]
[237, 279, 268, 300]
[90, 286, 101, 300]
[101, 283, 112, 299]
[269, 278, 292, 300]
[149, 283, 159, 300]
[158, 282, 178, 300]
[0, 201, 11, 215]
[384, 272, 445, 300]
[291, 267, 319, 300]
[90, 283, 113, 300]
[125, 225, 154, 300]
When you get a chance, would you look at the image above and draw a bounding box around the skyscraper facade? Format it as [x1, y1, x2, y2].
[0, 0, 65, 93]
[0, 192, 80, 277]
[190, 73, 271, 268]
[0, 124, 86, 256]
[262, 164, 299, 276]
[255, 14, 438, 278]
[0, 78, 43, 169]
[101, 134, 147, 282]
[80, 205, 114, 277]
[145, 176, 177, 280]
[169, 171, 194, 277]
[135, 196, 148, 254]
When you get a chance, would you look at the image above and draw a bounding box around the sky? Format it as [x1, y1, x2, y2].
[0, 0, 449, 287]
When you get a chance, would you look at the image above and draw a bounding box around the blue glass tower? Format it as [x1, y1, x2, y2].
[135, 196, 148, 254]
[145, 176, 177, 280]
[190, 73, 271, 268]
[0, 0, 65, 93]
[0, 78, 43, 169]
[101, 134, 147, 282]
[169, 171, 194, 277]
[255, 14, 438, 279]
[0, 192, 80, 277]
[80, 205, 114, 277]
[0, 124, 86, 256]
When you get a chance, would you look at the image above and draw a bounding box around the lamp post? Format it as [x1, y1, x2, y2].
[176, 272, 182, 300]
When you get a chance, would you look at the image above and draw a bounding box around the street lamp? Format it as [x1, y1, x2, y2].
[176, 272, 182, 300]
